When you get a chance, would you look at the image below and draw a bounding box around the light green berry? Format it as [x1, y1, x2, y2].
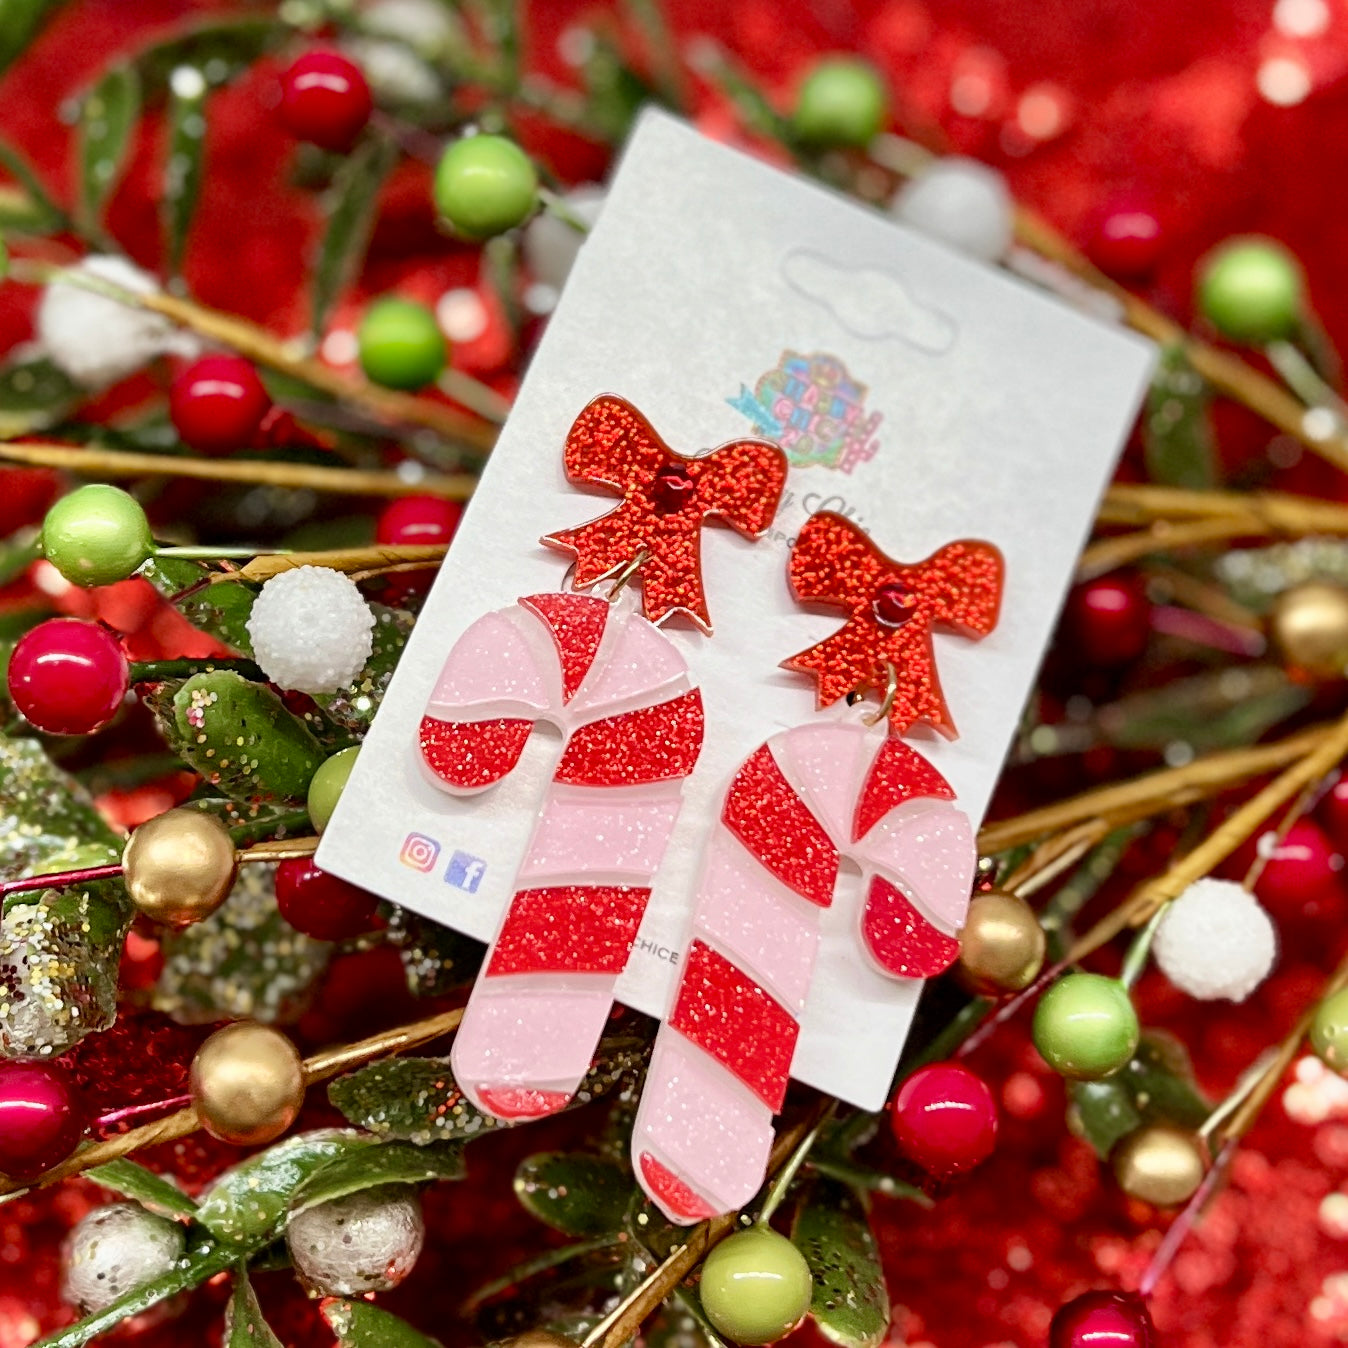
[1312, 987, 1348, 1072]
[358, 297, 447, 391]
[791, 57, 888, 149]
[1032, 972, 1139, 1080]
[1197, 237, 1303, 343]
[308, 745, 360, 833]
[433, 134, 538, 240]
[41, 484, 155, 587]
[699, 1227, 814, 1347]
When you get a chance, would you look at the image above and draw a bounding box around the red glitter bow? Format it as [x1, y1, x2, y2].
[783, 512, 1004, 739]
[542, 396, 788, 632]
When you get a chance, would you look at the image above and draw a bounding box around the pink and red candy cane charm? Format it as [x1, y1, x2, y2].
[420, 591, 704, 1120]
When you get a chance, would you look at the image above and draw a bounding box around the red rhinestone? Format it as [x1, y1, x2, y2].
[278, 50, 373, 152]
[651, 464, 698, 514]
[275, 857, 384, 942]
[7, 618, 128, 736]
[873, 580, 917, 626]
[890, 1062, 998, 1179]
[375, 495, 464, 546]
[169, 355, 271, 454]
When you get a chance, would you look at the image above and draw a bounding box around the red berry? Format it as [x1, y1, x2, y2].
[1088, 198, 1165, 280]
[890, 1062, 997, 1178]
[275, 857, 383, 942]
[375, 495, 463, 547]
[1253, 817, 1344, 917]
[278, 50, 372, 152]
[0, 1059, 86, 1180]
[119, 929, 165, 991]
[1049, 1290, 1154, 1348]
[8, 618, 128, 735]
[169, 355, 271, 453]
[1067, 574, 1150, 666]
[1321, 774, 1348, 851]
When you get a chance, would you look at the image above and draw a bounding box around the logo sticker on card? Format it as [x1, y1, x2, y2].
[318, 109, 1155, 1222]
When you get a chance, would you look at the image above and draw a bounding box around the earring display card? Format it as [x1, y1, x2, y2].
[318, 110, 1154, 1110]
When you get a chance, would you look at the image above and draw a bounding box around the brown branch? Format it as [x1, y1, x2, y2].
[225, 544, 450, 584]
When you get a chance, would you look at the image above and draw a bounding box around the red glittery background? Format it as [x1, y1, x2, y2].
[5, 1, 1348, 1345]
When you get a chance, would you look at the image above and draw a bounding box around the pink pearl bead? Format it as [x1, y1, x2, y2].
[0, 1059, 86, 1180]
[890, 1062, 998, 1178]
[7, 618, 128, 736]
[1049, 1290, 1155, 1348]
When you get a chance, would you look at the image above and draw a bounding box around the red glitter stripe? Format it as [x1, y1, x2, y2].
[637, 1153, 718, 1221]
[722, 744, 837, 906]
[487, 885, 651, 976]
[862, 875, 961, 978]
[520, 592, 608, 703]
[668, 939, 797, 1111]
[419, 715, 532, 789]
[852, 737, 955, 842]
[555, 689, 705, 787]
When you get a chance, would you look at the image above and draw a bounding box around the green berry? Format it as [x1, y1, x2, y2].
[1032, 972, 1139, 1080]
[41, 483, 154, 587]
[357, 297, 447, 391]
[434, 134, 538, 241]
[308, 745, 360, 833]
[791, 57, 888, 149]
[699, 1228, 813, 1347]
[1312, 987, 1348, 1072]
[1197, 237, 1304, 343]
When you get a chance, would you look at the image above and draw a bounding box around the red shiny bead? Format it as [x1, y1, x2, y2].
[1320, 774, 1348, 852]
[1049, 1291, 1154, 1348]
[1088, 198, 1165, 280]
[1253, 816, 1344, 917]
[890, 1062, 997, 1178]
[7, 618, 128, 735]
[375, 495, 464, 547]
[275, 857, 383, 942]
[873, 580, 917, 627]
[278, 51, 372, 152]
[0, 1059, 86, 1180]
[169, 355, 271, 454]
[1067, 574, 1150, 666]
[652, 464, 697, 514]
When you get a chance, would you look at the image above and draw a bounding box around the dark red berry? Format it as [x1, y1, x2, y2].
[1088, 198, 1165, 280]
[8, 618, 128, 735]
[275, 857, 383, 942]
[890, 1062, 997, 1179]
[1067, 574, 1150, 666]
[278, 51, 372, 153]
[375, 495, 464, 547]
[1253, 817, 1344, 918]
[0, 1060, 86, 1180]
[1049, 1290, 1155, 1348]
[169, 355, 271, 453]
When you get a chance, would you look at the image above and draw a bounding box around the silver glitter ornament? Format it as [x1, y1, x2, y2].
[62, 1203, 186, 1314]
[287, 1185, 425, 1296]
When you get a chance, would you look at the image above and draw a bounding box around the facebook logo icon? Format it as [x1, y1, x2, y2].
[444, 850, 487, 893]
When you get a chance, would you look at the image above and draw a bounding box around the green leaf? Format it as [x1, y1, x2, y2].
[132, 18, 279, 97]
[162, 69, 209, 275]
[77, 63, 141, 223]
[0, 354, 82, 439]
[1144, 346, 1217, 489]
[0, 0, 64, 79]
[225, 1271, 284, 1348]
[197, 1131, 372, 1245]
[321, 1299, 444, 1348]
[168, 670, 326, 804]
[289, 1141, 465, 1218]
[581, 35, 657, 142]
[140, 556, 258, 653]
[311, 134, 397, 339]
[386, 908, 485, 998]
[313, 603, 413, 735]
[86, 1159, 199, 1219]
[515, 1153, 632, 1237]
[0, 138, 66, 233]
[31, 1235, 237, 1348]
[1068, 1078, 1143, 1159]
[791, 1179, 890, 1348]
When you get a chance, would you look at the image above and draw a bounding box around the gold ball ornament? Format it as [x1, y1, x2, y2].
[956, 889, 1047, 995]
[190, 1021, 305, 1146]
[1269, 581, 1348, 680]
[1111, 1124, 1206, 1206]
[122, 808, 238, 928]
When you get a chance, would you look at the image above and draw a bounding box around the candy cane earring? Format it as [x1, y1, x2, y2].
[421, 396, 787, 1120]
[632, 510, 1004, 1222]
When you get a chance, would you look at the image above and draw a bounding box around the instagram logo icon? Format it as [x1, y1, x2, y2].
[400, 832, 441, 872]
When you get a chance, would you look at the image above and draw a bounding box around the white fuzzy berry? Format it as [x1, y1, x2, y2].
[362, 0, 457, 53]
[1154, 878, 1278, 1002]
[37, 256, 199, 389]
[247, 566, 374, 694]
[62, 1203, 186, 1314]
[891, 157, 1013, 263]
[343, 37, 442, 104]
[287, 1186, 424, 1296]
